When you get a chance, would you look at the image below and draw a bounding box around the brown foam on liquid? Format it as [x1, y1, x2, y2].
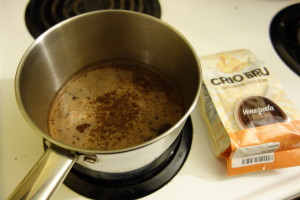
[48, 61, 184, 150]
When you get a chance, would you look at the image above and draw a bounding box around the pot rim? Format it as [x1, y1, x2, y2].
[15, 10, 202, 155]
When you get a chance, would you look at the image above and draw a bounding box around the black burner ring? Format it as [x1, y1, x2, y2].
[63, 117, 193, 200]
[270, 3, 300, 76]
[25, 0, 161, 39]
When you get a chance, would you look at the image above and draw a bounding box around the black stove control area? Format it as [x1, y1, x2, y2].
[270, 3, 300, 76]
[25, 0, 161, 38]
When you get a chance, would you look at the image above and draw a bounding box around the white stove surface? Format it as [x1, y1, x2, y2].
[1, 0, 300, 199]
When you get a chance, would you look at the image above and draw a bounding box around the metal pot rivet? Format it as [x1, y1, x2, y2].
[83, 155, 98, 164]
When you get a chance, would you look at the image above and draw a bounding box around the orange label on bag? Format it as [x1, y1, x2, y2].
[227, 120, 300, 175]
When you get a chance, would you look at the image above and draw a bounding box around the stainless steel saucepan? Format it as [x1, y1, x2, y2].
[10, 10, 201, 200]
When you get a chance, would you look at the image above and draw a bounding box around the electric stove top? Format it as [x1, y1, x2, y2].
[1, 0, 300, 200]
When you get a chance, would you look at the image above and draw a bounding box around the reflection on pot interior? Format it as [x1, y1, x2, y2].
[48, 60, 184, 150]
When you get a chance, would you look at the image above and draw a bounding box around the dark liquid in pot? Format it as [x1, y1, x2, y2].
[48, 61, 184, 150]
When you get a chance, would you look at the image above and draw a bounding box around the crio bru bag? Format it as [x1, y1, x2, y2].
[199, 49, 300, 176]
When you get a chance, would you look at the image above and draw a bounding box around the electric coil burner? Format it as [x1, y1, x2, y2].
[25, 0, 161, 38]
[270, 3, 300, 76]
[44, 118, 192, 200]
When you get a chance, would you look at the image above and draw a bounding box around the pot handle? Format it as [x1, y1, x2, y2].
[8, 144, 78, 200]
